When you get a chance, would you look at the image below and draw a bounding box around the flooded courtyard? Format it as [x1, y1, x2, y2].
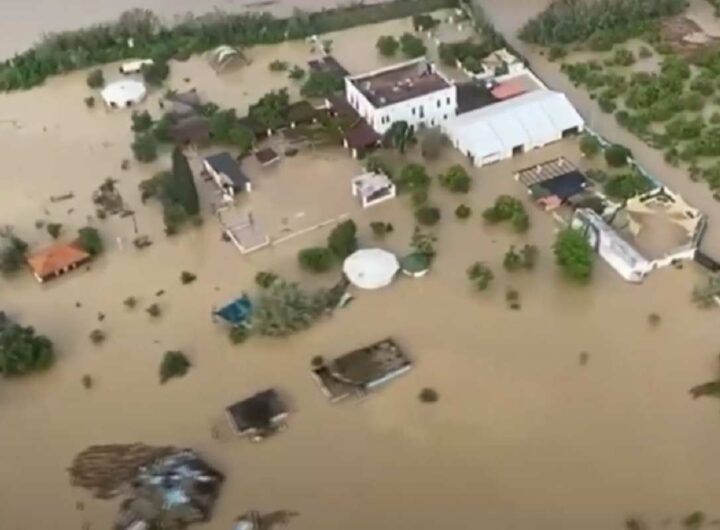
[1, 5, 720, 530]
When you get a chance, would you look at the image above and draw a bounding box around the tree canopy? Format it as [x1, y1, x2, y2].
[300, 71, 344, 98]
[298, 247, 336, 273]
[482, 195, 529, 233]
[553, 227, 594, 282]
[327, 220, 357, 259]
[399, 33, 427, 58]
[397, 163, 430, 191]
[168, 147, 200, 216]
[439, 164, 471, 193]
[0, 312, 54, 376]
[77, 227, 104, 256]
[383, 121, 416, 153]
[248, 89, 290, 130]
[376, 35, 399, 57]
[251, 280, 330, 337]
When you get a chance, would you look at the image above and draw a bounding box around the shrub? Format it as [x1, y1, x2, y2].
[131, 110, 153, 133]
[548, 46, 567, 61]
[639, 46, 653, 59]
[123, 296, 137, 309]
[46, 223, 62, 239]
[180, 271, 196, 284]
[612, 47, 635, 66]
[604, 172, 652, 200]
[301, 71, 344, 98]
[482, 195, 529, 233]
[605, 143, 631, 167]
[439, 164, 471, 193]
[0, 236, 28, 275]
[288, 65, 305, 80]
[580, 133, 601, 158]
[159, 351, 190, 383]
[131, 132, 158, 163]
[269, 60, 288, 71]
[76, 226, 103, 256]
[327, 219, 357, 259]
[399, 33, 426, 58]
[255, 271, 278, 288]
[0, 312, 54, 376]
[370, 222, 393, 239]
[162, 202, 188, 236]
[376, 35, 399, 57]
[506, 288, 521, 310]
[84, 96, 95, 108]
[467, 262, 494, 291]
[415, 205, 441, 226]
[141, 60, 170, 86]
[89, 329, 106, 344]
[412, 13, 438, 31]
[420, 130, 446, 160]
[398, 163, 430, 191]
[419, 387, 439, 403]
[229, 326, 250, 344]
[298, 247, 336, 273]
[86, 69, 104, 88]
[411, 189, 429, 206]
[504, 244, 538, 271]
[146, 303, 162, 318]
[554, 228, 593, 282]
[455, 204, 472, 219]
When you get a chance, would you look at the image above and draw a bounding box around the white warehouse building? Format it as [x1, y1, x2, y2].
[345, 58, 457, 135]
[443, 90, 584, 167]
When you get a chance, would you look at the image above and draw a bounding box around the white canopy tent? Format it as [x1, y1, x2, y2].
[444, 90, 584, 167]
[343, 249, 400, 290]
[101, 80, 147, 109]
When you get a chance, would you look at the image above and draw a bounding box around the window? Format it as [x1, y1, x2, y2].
[411, 107, 416, 116]
[446, 97, 450, 105]
[419, 106, 425, 119]
[436, 100, 441, 108]
[443, 114, 448, 120]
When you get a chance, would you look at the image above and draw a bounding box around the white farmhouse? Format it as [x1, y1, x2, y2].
[345, 58, 457, 135]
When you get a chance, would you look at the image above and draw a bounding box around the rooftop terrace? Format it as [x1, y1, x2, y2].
[349, 59, 451, 108]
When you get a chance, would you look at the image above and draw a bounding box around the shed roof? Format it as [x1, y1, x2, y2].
[205, 152, 250, 191]
[27, 243, 90, 279]
[490, 78, 526, 100]
[226, 389, 287, 433]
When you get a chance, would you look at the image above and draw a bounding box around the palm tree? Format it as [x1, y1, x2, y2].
[383, 121, 416, 154]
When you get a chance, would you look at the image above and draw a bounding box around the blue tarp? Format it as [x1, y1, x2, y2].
[214, 295, 252, 326]
[540, 170, 587, 200]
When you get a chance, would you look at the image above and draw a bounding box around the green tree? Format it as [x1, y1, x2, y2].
[159, 350, 190, 383]
[162, 202, 188, 235]
[249, 89, 290, 130]
[141, 60, 170, 86]
[604, 172, 652, 200]
[439, 164, 471, 193]
[420, 129, 446, 160]
[131, 132, 158, 162]
[467, 262, 494, 291]
[376, 35, 399, 57]
[554, 228, 593, 282]
[579, 133, 601, 158]
[229, 125, 255, 155]
[383, 121, 416, 154]
[397, 163, 429, 191]
[46, 223, 62, 239]
[255, 271, 278, 289]
[482, 195, 529, 233]
[412, 14, 439, 31]
[209, 109, 238, 143]
[288, 65, 305, 80]
[327, 220, 357, 259]
[415, 205, 441, 226]
[0, 236, 28, 274]
[455, 204, 472, 219]
[167, 147, 200, 216]
[86, 69, 104, 88]
[269, 60, 288, 71]
[399, 33, 427, 58]
[301, 71, 344, 98]
[131, 110, 153, 133]
[251, 280, 329, 337]
[298, 247, 336, 273]
[605, 143, 631, 167]
[0, 312, 54, 376]
[76, 226, 103, 256]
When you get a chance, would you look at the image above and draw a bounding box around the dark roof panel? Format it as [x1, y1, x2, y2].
[205, 152, 250, 191]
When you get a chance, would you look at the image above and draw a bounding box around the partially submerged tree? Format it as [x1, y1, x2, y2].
[605, 143, 632, 167]
[482, 195, 529, 233]
[249, 89, 291, 131]
[439, 164, 471, 193]
[0, 312, 54, 376]
[131, 132, 158, 163]
[415, 205, 441, 226]
[397, 163, 429, 192]
[553, 228, 593, 282]
[46, 223, 62, 240]
[327, 220, 357, 259]
[76, 227, 104, 256]
[383, 121, 416, 154]
[131, 110, 154, 133]
[251, 280, 329, 337]
[467, 262, 494, 291]
[399, 33, 427, 58]
[579, 133, 601, 158]
[298, 247, 336, 273]
[301, 71, 344, 98]
[159, 351, 190, 383]
[167, 147, 200, 216]
[141, 60, 170, 87]
[0, 235, 28, 275]
[86, 69, 105, 89]
[376, 35, 399, 57]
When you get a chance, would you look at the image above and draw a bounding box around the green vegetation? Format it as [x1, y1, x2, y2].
[46, 223, 62, 239]
[0, 236, 28, 275]
[397, 163, 429, 191]
[383, 121, 416, 154]
[248, 89, 290, 131]
[553, 228, 593, 282]
[420, 129, 446, 160]
[89, 329, 106, 345]
[76, 226, 103, 256]
[519, 0, 685, 46]
[123, 296, 138, 309]
[146, 303, 162, 318]
[418, 387, 439, 403]
[229, 326, 250, 344]
[412, 14, 439, 31]
[86, 69, 104, 88]
[141, 60, 170, 86]
[298, 247, 336, 273]
[168, 147, 200, 216]
[692, 275, 720, 308]
[455, 204, 472, 219]
[370, 221, 394, 239]
[180, 271, 197, 284]
[503, 244, 538, 272]
[482, 195, 530, 233]
[301, 71, 344, 98]
[288, 65, 305, 80]
[376, 35, 399, 57]
[255, 270, 279, 289]
[131, 110, 154, 133]
[467, 262, 494, 291]
[399, 33, 427, 58]
[604, 172, 652, 200]
[415, 205, 441, 226]
[604, 144, 631, 167]
[579, 133, 601, 158]
[438, 164, 471, 193]
[410, 226, 437, 263]
[159, 350, 190, 383]
[250, 279, 331, 337]
[131, 132, 158, 163]
[269, 59, 289, 71]
[0, 312, 54, 376]
[327, 220, 358, 259]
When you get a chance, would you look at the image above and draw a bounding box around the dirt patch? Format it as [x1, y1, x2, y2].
[660, 15, 720, 57]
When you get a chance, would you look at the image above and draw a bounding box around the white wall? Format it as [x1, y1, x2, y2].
[346, 78, 457, 135]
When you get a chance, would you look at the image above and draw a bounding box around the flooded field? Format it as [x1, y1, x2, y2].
[1, 6, 720, 530]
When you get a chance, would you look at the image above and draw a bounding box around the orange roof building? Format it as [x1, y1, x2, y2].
[27, 243, 91, 283]
[490, 79, 527, 100]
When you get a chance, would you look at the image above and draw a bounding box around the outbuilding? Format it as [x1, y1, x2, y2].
[443, 90, 584, 167]
[101, 80, 147, 109]
[203, 152, 252, 201]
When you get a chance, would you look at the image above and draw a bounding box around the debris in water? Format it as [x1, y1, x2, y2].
[579, 352, 590, 366]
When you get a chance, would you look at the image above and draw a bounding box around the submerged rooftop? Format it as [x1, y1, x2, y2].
[349, 59, 451, 108]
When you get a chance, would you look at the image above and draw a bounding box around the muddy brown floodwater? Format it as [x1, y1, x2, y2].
[0, 6, 720, 530]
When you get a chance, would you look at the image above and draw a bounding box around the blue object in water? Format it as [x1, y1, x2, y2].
[214, 294, 253, 326]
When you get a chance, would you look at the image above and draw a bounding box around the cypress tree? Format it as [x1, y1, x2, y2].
[169, 148, 200, 216]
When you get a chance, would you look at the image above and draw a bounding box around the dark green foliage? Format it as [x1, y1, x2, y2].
[288, 65, 305, 80]
[604, 143, 631, 167]
[410, 227, 437, 261]
[229, 125, 255, 155]
[412, 14, 438, 31]
[0, 235, 28, 274]
[251, 280, 331, 337]
[547, 45, 567, 61]
[505, 288, 521, 310]
[298, 247, 336, 273]
[327, 220, 357, 259]
[162, 202, 189, 235]
[612, 47, 635, 66]
[482, 195, 529, 233]
[370, 221, 394, 238]
[86, 69, 104, 88]
[146, 303, 162, 317]
[398, 163, 429, 192]
[255, 270, 279, 288]
[46, 223, 62, 239]
[455, 204, 472, 219]
[504, 244, 538, 271]
[415, 205, 441, 226]
[229, 326, 250, 344]
[84, 96, 95, 108]
[248, 89, 290, 130]
[76, 226, 103, 256]
[131, 132, 158, 162]
[418, 387, 439, 403]
[638, 46, 652, 59]
[89, 329, 106, 344]
[123, 296, 137, 309]
[420, 129, 446, 160]
[682, 511, 705, 529]
[438, 164, 471, 193]
[467, 262, 494, 291]
[301, 71, 344, 98]
[383, 121, 416, 154]
[364, 154, 393, 177]
[376, 35, 399, 57]
[159, 350, 190, 383]
[598, 95, 617, 114]
[411, 189, 428, 206]
[269, 59, 288, 71]
[180, 271, 196, 284]
[580, 133, 601, 157]
[519, 0, 686, 46]
[0, 312, 54, 376]
[131, 110, 153, 133]
[141, 60, 170, 86]
[399, 33, 426, 58]
[168, 147, 200, 216]
[554, 228, 593, 282]
[604, 172, 652, 199]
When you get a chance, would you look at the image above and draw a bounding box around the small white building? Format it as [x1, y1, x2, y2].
[351, 172, 396, 208]
[443, 90, 584, 167]
[203, 152, 252, 202]
[119, 59, 153, 75]
[345, 58, 457, 135]
[101, 80, 147, 109]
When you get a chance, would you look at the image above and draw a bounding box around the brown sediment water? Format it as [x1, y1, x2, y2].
[0, 8, 720, 530]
